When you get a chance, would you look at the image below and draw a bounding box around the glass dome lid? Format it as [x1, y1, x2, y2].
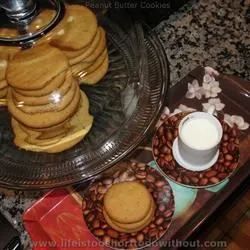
[0, 1, 169, 189]
[0, 0, 65, 47]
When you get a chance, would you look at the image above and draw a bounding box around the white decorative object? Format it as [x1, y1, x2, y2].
[185, 79, 202, 99]
[202, 76, 222, 98]
[202, 98, 225, 112]
[204, 66, 220, 76]
[172, 104, 196, 115]
[224, 114, 249, 130]
[185, 67, 221, 100]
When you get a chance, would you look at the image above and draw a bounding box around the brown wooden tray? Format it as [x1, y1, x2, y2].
[30, 66, 248, 250]
[126, 66, 250, 249]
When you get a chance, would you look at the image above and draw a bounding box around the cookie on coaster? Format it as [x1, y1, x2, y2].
[72, 49, 107, 77]
[104, 181, 153, 224]
[51, 5, 98, 51]
[79, 55, 108, 85]
[64, 28, 101, 59]
[12, 70, 72, 106]
[12, 91, 93, 153]
[69, 27, 106, 66]
[8, 86, 80, 129]
[7, 44, 68, 90]
[103, 199, 155, 233]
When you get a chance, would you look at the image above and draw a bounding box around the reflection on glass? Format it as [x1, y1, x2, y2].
[49, 91, 62, 104]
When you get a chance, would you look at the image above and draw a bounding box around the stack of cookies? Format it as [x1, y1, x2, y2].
[50, 5, 109, 85]
[0, 4, 110, 153]
[0, 28, 20, 105]
[27, 4, 109, 85]
[103, 182, 156, 233]
[0, 59, 8, 104]
[7, 44, 93, 153]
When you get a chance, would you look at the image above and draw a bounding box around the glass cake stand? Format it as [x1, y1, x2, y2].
[0, 6, 169, 189]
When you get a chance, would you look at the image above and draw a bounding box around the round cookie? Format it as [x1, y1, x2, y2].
[111, 199, 155, 230]
[12, 92, 93, 153]
[63, 28, 101, 59]
[79, 55, 108, 85]
[0, 80, 7, 89]
[23, 123, 69, 146]
[29, 9, 56, 33]
[12, 69, 73, 106]
[14, 79, 77, 114]
[0, 28, 20, 60]
[7, 44, 68, 90]
[103, 202, 155, 233]
[0, 99, 7, 106]
[18, 121, 67, 146]
[0, 28, 18, 38]
[0, 59, 7, 80]
[72, 49, 107, 77]
[14, 69, 66, 97]
[104, 182, 152, 224]
[69, 27, 106, 66]
[8, 86, 81, 128]
[13, 120, 88, 152]
[0, 46, 20, 60]
[18, 118, 69, 140]
[0, 87, 8, 98]
[51, 5, 98, 51]
[22, 124, 68, 144]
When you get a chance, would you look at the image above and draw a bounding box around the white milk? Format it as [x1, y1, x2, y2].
[180, 118, 219, 149]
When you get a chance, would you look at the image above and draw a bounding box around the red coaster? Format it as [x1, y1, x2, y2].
[23, 189, 104, 250]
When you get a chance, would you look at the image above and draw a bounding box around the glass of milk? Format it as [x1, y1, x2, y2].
[176, 111, 223, 171]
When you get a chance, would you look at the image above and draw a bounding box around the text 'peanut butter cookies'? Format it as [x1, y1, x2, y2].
[7, 44, 68, 90]
[12, 91, 93, 153]
[51, 5, 98, 51]
[104, 182, 152, 224]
